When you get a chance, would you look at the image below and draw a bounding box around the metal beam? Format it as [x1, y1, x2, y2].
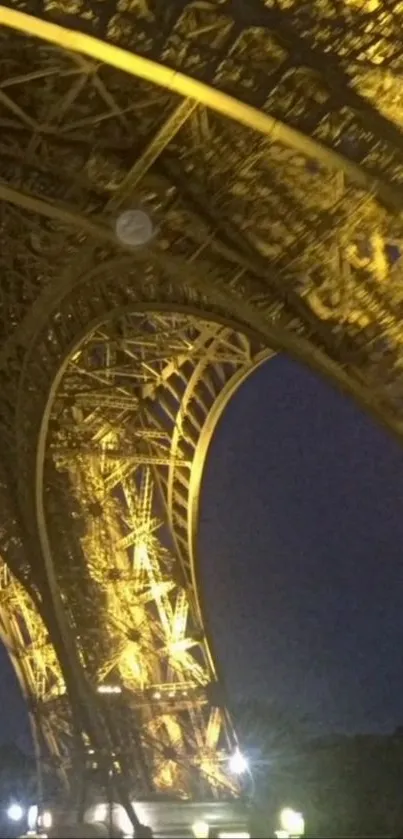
[0, 6, 402, 213]
[109, 98, 198, 211]
[0, 180, 114, 242]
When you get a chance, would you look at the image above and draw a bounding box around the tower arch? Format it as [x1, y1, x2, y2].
[35, 305, 271, 800]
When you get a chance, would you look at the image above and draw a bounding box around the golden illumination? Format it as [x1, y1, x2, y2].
[45, 312, 257, 796]
[0, 5, 393, 202]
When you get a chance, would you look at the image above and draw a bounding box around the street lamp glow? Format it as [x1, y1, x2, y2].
[229, 748, 248, 775]
[7, 803, 24, 822]
[97, 684, 122, 694]
[279, 808, 305, 837]
[219, 834, 250, 838]
[28, 804, 38, 830]
[192, 820, 209, 838]
[42, 810, 53, 830]
[92, 803, 108, 822]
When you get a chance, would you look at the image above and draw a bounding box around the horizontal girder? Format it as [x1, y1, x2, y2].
[0, 1, 402, 197]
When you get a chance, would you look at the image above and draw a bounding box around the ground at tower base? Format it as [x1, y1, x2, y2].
[13, 800, 252, 838]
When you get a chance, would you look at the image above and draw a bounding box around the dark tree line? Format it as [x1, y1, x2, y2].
[234, 700, 403, 837]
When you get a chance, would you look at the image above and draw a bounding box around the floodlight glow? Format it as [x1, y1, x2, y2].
[42, 810, 53, 829]
[229, 748, 248, 775]
[192, 820, 209, 838]
[279, 808, 305, 837]
[93, 803, 108, 822]
[28, 804, 38, 830]
[7, 803, 24, 822]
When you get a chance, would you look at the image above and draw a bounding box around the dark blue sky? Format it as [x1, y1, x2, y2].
[2, 355, 403, 747]
[200, 356, 403, 736]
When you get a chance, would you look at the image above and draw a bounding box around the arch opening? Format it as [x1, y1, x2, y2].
[32, 300, 403, 809]
[37, 309, 264, 803]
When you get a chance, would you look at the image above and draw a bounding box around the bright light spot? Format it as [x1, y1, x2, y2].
[7, 803, 24, 821]
[218, 833, 250, 838]
[229, 748, 248, 775]
[97, 684, 122, 694]
[135, 542, 148, 565]
[280, 808, 305, 837]
[93, 803, 108, 822]
[275, 832, 290, 839]
[192, 821, 209, 839]
[42, 810, 53, 829]
[115, 209, 154, 247]
[112, 804, 133, 836]
[28, 804, 38, 830]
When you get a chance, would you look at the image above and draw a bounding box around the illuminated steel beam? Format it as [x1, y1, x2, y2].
[0, 7, 401, 212]
[39, 312, 267, 798]
[0, 558, 70, 786]
[109, 98, 199, 210]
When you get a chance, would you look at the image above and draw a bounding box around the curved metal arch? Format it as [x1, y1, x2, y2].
[11, 253, 403, 700]
[24, 289, 403, 696]
[0, 7, 401, 213]
[13, 240, 403, 484]
[28, 295, 403, 791]
[165, 331, 261, 576]
[36, 312, 260, 798]
[167, 341, 273, 630]
[0, 255, 392, 811]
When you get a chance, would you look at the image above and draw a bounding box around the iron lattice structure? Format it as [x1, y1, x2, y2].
[0, 0, 401, 809]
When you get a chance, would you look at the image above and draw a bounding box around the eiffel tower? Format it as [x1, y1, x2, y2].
[0, 0, 401, 834]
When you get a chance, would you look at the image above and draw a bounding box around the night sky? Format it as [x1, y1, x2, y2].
[2, 355, 403, 748]
[200, 356, 403, 736]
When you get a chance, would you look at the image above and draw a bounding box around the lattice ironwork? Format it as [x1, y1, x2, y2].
[0, 557, 71, 786]
[0, 0, 401, 816]
[41, 310, 269, 798]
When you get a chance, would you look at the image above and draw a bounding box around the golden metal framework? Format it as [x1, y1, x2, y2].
[0, 556, 70, 786]
[45, 311, 270, 797]
[0, 0, 401, 812]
